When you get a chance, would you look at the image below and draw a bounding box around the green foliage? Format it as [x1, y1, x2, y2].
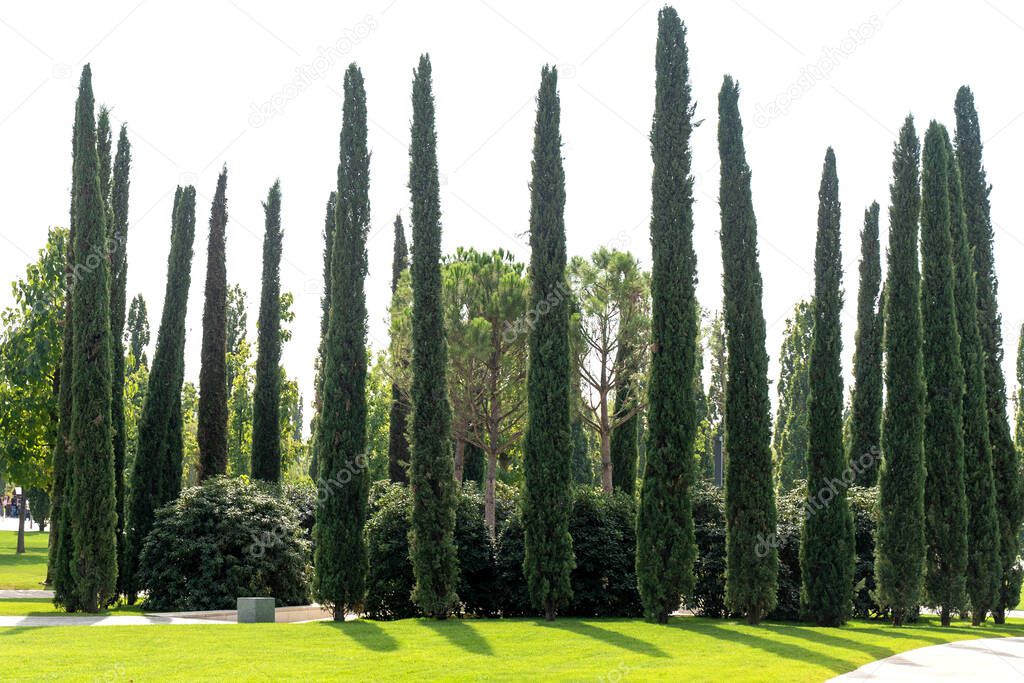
[686, 482, 728, 617]
[848, 486, 881, 619]
[126, 185, 197, 602]
[522, 64, 575, 620]
[955, 86, 1022, 620]
[772, 301, 812, 492]
[251, 181, 283, 483]
[407, 54, 459, 618]
[125, 294, 149, 369]
[387, 216, 411, 484]
[313, 64, 371, 619]
[309, 192, 336, 481]
[920, 123, 968, 624]
[876, 116, 926, 626]
[636, 8, 699, 624]
[225, 285, 247, 387]
[227, 339, 253, 476]
[136, 476, 310, 612]
[717, 75, 776, 624]
[197, 168, 229, 480]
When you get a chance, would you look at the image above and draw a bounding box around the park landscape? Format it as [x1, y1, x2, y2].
[3, 2, 1024, 681]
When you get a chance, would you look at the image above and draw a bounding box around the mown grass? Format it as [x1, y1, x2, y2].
[0, 530, 48, 589]
[3, 614, 1023, 682]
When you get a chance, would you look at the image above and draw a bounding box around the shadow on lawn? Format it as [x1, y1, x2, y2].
[537, 619, 668, 658]
[685, 621, 857, 675]
[419, 618, 495, 656]
[325, 619, 399, 652]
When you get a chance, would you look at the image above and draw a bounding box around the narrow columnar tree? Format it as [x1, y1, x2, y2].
[876, 116, 926, 627]
[309, 191, 336, 479]
[251, 181, 283, 483]
[197, 168, 229, 480]
[609, 333, 639, 494]
[96, 106, 112, 210]
[407, 55, 459, 618]
[126, 294, 149, 369]
[636, 7, 699, 624]
[109, 124, 131, 594]
[848, 202, 883, 484]
[388, 214, 411, 483]
[920, 123, 968, 627]
[801, 148, 855, 627]
[955, 86, 1022, 622]
[125, 185, 196, 602]
[313, 64, 370, 619]
[522, 64, 575, 622]
[945, 131, 1001, 625]
[717, 75, 776, 624]
[773, 301, 813, 492]
[65, 65, 117, 612]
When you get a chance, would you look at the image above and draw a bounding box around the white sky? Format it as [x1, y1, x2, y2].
[3, 0, 1024, 433]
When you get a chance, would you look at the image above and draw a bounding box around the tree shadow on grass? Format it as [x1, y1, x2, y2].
[323, 619, 399, 652]
[849, 625, 961, 646]
[536, 619, 668, 658]
[418, 618, 495, 656]
[764, 623, 901, 661]
[689, 621, 858, 676]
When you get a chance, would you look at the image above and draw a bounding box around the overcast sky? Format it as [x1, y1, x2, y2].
[4, 0, 1024, 431]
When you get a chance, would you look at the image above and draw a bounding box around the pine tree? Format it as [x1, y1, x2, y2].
[609, 333, 638, 494]
[848, 203, 883, 485]
[125, 185, 196, 602]
[126, 294, 149, 369]
[954, 86, 1022, 622]
[388, 214, 411, 483]
[945, 131, 1001, 625]
[109, 124, 131, 595]
[522, 65, 575, 622]
[309, 191, 336, 480]
[313, 64, 371, 619]
[876, 116, 926, 626]
[197, 168, 229, 480]
[635, 7, 699, 624]
[251, 181, 283, 483]
[66, 65, 117, 612]
[717, 75, 776, 624]
[407, 55, 459, 618]
[801, 148, 855, 626]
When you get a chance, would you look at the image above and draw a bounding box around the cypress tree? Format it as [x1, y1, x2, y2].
[96, 106, 112, 210]
[109, 124, 131, 595]
[609, 333, 638, 494]
[522, 65, 575, 622]
[197, 168, 229, 480]
[407, 54, 459, 618]
[920, 122, 968, 626]
[388, 214, 411, 483]
[313, 64, 371, 619]
[251, 181, 283, 483]
[773, 301, 813, 492]
[945, 131, 1001, 625]
[717, 75, 776, 624]
[309, 191, 336, 480]
[848, 202, 883, 484]
[954, 87, 1022, 622]
[635, 7, 699, 624]
[66, 65, 117, 612]
[801, 148, 855, 626]
[126, 293, 150, 369]
[876, 116, 926, 626]
[125, 185, 196, 602]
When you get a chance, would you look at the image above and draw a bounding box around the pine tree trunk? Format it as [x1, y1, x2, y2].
[600, 431, 613, 494]
[454, 440, 465, 483]
[485, 449, 497, 538]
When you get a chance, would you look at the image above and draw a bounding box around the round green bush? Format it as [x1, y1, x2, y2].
[136, 476, 310, 612]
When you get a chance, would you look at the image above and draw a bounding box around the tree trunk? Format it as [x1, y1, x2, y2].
[971, 610, 984, 626]
[16, 491, 26, 554]
[993, 608, 1006, 624]
[454, 439, 465, 483]
[485, 449, 497, 538]
[940, 606, 950, 627]
[544, 602, 555, 621]
[745, 606, 761, 625]
[600, 431, 613, 493]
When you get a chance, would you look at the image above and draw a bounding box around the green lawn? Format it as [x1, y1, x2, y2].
[3, 615, 1024, 682]
[0, 530, 48, 589]
[0, 598, 143, 616]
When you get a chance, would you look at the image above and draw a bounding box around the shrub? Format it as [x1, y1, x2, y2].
[687, 481, 729, 617]
[282, 478, 316, 546]
[136, 476, 310, 612]
[770, 487, 804, 621]
[849, 485, 881, 619]
[493, 510, 530, 617]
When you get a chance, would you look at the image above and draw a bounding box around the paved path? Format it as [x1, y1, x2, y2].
[0, 615, 232, 627]
[0, 590, 52, 599]
[830, 636, 1024, 681]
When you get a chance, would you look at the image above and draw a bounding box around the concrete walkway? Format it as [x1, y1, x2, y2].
[830, 636, 1024, 681]
[0, 614, 232, 627]
[0, 590, 52, 599]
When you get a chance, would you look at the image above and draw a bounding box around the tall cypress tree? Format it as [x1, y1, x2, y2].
[635, 7, 699, 624]
[945, 131, 1001, 625]
[954, 87, 1022, 622]
[920, 122, 968, 626]
[717, 75, 776, 624]
[313, 64, 370, 619]
[801, 148, 855, 627]
[65, 65, 117, 612]
[309, 191, 336, 480]
[388, 214, 411, 484]
[125, 185, 196, 602]
[876, 116, 925, 626]
[848, 202, 883, 485]
[126, 293, 150, 369]
[96, 106, 112, 210]
[109, 124, 131, 595]
[773, 300, 813, 492]
[609, 333, 638, 494]
[407, 55, 459, 618]
[197, 168, 229, 480]
[522, 65, 575, 622]
[251, 181, 283, 483]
